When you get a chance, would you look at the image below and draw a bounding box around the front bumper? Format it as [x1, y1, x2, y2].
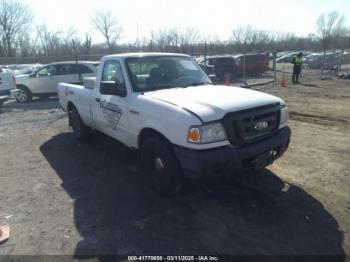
[10, 89, 19, 98]
[174, 126, 291, 180]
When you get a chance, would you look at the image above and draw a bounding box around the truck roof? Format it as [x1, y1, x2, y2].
[103, 52, 190, 59]
[48, 61, 99, 65]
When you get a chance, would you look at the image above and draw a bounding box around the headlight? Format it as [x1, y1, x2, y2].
[188, 122, 227, 144]
[280, 106, 289, 125]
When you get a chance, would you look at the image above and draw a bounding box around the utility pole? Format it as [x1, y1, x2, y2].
[72, 40, 82, 82]
[136, 22, 140, 51]
[204, 39, 208, 74]
[243, 40, 247, 85]
[273, 51, 277, 83]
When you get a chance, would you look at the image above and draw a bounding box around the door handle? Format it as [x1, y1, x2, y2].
[95, 98, 100, 102]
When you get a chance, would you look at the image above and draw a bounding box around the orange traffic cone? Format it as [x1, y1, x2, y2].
[280, 77, 286, 87]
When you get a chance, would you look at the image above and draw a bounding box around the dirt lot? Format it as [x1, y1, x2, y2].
[0, 69, 349, 259]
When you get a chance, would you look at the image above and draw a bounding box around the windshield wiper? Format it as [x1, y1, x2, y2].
[182, 82, 215, 88]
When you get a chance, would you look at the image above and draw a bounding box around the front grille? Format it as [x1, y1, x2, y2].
[223, 103, 281, 145]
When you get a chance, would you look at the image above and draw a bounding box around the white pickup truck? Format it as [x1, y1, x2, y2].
[0, 70, 18, 107]
[58, 53, 291, 194]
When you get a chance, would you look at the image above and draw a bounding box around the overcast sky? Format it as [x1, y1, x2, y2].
[23, 0, 350, 43]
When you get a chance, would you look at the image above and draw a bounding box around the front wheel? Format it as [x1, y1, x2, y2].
[140, 135, 184, 195]
[15, 86, 32, 103]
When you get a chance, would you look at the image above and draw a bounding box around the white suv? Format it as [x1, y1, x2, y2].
[15, 61, 98, 102]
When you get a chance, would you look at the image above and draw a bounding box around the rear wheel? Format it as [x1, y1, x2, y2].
[69, 108, 91, 141]
[140, 135, 184, 195]
[15, 86, 32, 103]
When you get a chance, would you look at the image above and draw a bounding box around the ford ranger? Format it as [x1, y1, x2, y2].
[58, 53, 291, 194]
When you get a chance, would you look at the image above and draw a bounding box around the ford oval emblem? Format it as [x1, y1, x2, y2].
[254, 121, 269, 131]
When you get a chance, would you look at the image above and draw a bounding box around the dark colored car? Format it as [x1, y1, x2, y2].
[197, 56, 241, 80]
[234, 53, 270, 76]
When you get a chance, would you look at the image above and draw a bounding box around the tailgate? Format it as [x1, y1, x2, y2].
[0, 73, 16, 91]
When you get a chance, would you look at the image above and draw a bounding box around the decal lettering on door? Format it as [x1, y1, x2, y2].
[99, 99, 123, 130]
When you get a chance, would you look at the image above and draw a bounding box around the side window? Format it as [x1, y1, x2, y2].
[55, 64, 75, 75]
[102, 61, 125, 85]
[37, 65, 56, 76]
[78, 64, 94, 74]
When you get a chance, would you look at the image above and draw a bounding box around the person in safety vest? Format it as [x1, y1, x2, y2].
[292, 52, 303, 84]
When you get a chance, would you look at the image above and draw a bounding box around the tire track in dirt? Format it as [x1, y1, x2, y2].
[289, 111, 350, 126]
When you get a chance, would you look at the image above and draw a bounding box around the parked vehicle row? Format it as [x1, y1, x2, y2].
[303, 52, 343, 70]
[4, 50, 347, 104]
[276, 50, 349, 70]
[196, 53, 270, 81]
[58, 53, 291, 194]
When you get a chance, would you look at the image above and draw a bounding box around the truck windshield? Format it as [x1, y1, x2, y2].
[125, 56, 213, 92]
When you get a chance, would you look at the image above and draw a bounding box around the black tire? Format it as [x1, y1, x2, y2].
[15, 86, 32, 103]
[140, 135, 184, 195]
[69, 108, 91, 141]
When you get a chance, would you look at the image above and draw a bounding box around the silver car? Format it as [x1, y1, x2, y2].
[15, 61, 99, 102]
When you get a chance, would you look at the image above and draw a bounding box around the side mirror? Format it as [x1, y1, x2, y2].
[100, 81, 127, 97]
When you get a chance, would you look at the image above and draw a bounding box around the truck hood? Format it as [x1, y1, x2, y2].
[144, 85, 284, 122]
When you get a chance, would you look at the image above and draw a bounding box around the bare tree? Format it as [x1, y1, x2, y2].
[16, 29, 33, 57]
[36, 23, 53, 56]
[150, 28, 181, 51]
[91, 10, 123, 52]
[232, 25, 275, 52]
[178, 28, 200, 53]
[317, 11, 345, 50]
[83, 33, 92, 55]
[316, 11, 345, 73]
[0, 0, 32, 57]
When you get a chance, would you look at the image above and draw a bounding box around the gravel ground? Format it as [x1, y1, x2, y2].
[0, 70, 349, 259]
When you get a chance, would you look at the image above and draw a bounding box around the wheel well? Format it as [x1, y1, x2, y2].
[138, 128, 169, 148]
[16, 84, 31, 93]
[67, 101, 76, 112]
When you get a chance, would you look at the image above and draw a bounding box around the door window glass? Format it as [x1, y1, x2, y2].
[37, 65, 56, 76]
[102, 61, 125, 84]
[78, 64, 94, 74]
[55, 64, 75, 75]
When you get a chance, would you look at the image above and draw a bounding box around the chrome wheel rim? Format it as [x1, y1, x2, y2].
[154, 157, 165, 174]
[16, 90, 27, 102]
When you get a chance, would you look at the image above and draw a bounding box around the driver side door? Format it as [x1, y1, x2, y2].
[30, 65, 57, 93]
[92, 60, 129, 144]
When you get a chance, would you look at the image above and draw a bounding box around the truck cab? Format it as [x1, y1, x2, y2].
[58, 53, 291, 194]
